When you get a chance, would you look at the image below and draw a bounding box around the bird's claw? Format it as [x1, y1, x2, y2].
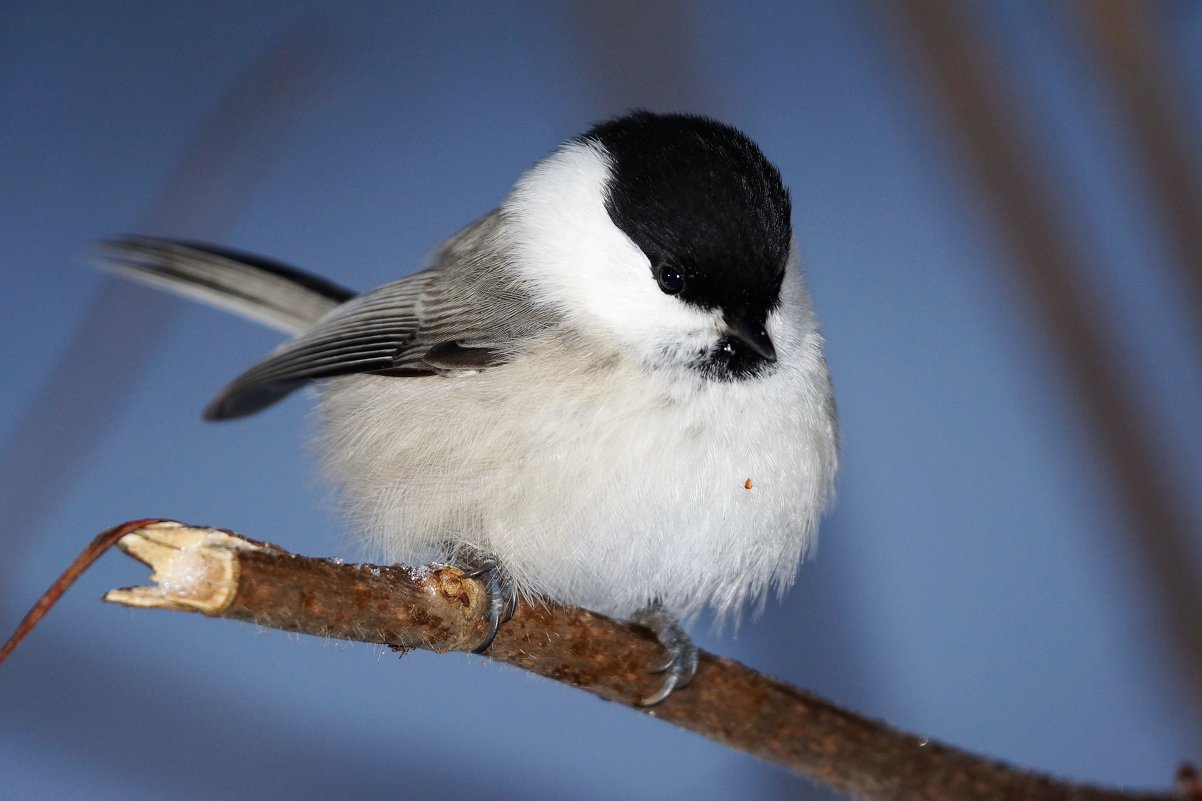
[635, 604, 699, 706]
[461, 556, 516, 653]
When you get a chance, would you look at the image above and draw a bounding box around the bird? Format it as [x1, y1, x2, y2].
[99, 111, 839, 705]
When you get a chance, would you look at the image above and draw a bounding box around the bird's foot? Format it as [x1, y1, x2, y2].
[634, 602, 698, 706]
[459, 553, 516, 653]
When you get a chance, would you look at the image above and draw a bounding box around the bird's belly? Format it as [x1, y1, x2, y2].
[316, 353, 833, 620]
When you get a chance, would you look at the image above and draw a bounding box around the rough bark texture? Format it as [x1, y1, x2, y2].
[82, 521, 1195, 801]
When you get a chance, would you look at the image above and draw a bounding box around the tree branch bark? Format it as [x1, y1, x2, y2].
[22, 520, 1181, 801]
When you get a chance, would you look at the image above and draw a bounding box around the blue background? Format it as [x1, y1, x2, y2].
[2, 2, 1200, 799]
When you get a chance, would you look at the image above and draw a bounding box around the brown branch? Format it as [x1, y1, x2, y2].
[4, 521, 1192, 801]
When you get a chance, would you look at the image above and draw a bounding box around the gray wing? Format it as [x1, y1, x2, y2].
[204, 211, 550, 420]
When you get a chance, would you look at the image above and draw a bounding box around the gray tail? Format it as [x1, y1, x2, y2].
[95, 236, 356, 334]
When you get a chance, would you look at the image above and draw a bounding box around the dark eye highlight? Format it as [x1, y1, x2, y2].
[657, 268, 685, 295]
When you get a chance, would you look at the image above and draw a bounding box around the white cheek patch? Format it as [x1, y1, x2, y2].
[505, 141, 720, 362]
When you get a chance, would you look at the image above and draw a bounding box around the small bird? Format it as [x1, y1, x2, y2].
[100, 111, 839, 704]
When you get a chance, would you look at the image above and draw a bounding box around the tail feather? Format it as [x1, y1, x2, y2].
[95, 237, 356, 334]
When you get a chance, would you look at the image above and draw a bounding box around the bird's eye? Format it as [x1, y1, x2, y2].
[657, 269, 685, 295]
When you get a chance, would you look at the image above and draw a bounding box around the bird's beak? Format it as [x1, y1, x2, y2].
[724, 313, 776, 362]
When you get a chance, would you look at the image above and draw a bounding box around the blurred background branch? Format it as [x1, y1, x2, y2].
[883, 0, 1202, 728]
[1071, 0, 1202, 343]
[0, 27, 342, 591]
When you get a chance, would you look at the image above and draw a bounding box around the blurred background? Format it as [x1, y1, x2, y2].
[2, 2, 1201, 799]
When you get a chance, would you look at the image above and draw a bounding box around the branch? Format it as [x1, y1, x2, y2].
[2, 521, 1196, 801]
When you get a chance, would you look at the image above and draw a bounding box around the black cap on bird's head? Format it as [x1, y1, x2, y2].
[582, 111, 793, 379]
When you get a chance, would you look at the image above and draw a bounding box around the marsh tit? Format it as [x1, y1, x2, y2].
[100, 111, 839, 704]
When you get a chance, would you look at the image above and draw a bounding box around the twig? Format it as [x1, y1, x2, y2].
[3, 520, 1191, 801]
[0, 519, 166, 664]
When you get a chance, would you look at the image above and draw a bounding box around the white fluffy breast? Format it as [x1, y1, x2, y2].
[315, 247, 837, 621]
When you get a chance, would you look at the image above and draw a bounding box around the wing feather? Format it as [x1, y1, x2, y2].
[204, 211, 555, 419]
